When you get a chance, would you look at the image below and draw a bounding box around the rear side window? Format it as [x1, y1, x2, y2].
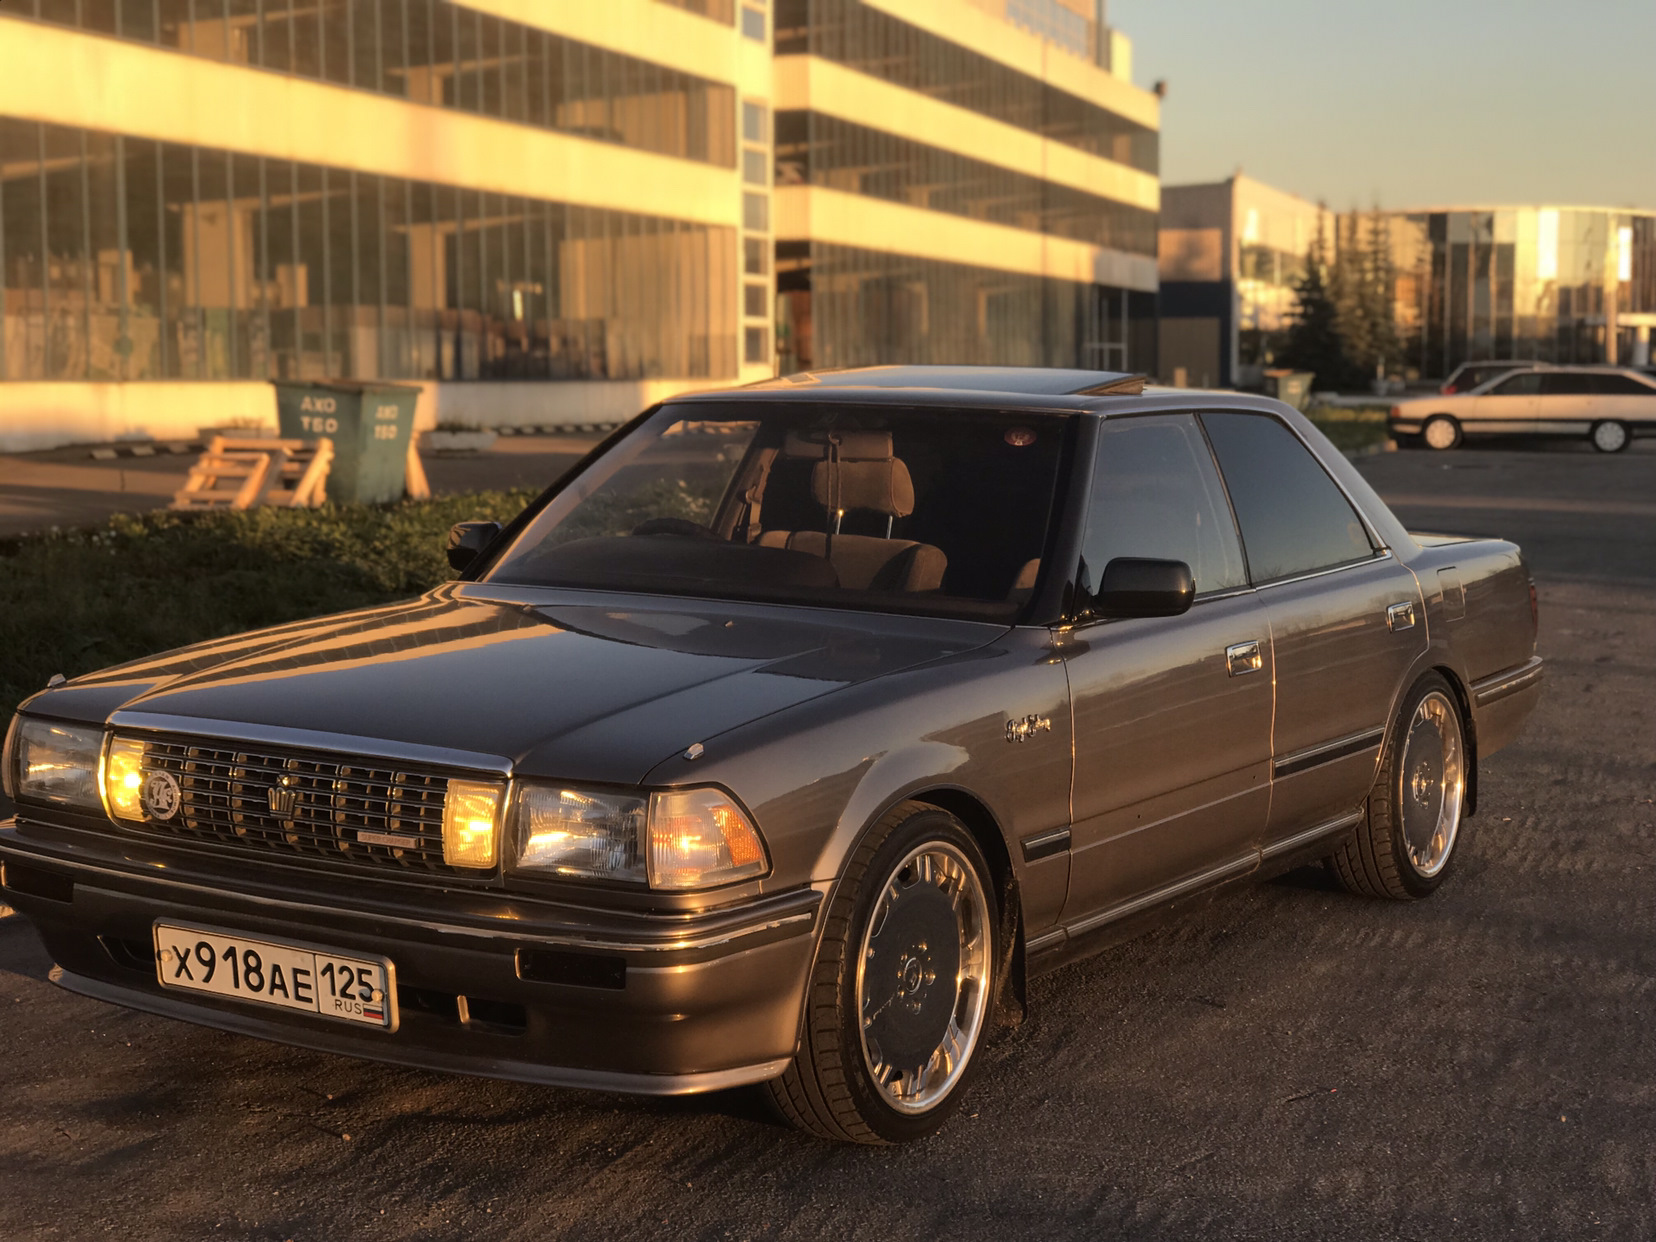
[1081, 415, 1247, 597]
[1589, 373, 1654, 394]
[1540, 373, 1595, 395]
[1200, 413, 1375, 583]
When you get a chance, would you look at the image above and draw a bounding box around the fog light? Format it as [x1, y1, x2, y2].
[102, 737, 148, 822]
[442, 780, 503, 869]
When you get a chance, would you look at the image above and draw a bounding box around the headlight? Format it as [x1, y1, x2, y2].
[11, 718, 104, 811]
[514, 786, 648, 883]
[511, 784, 767, 890]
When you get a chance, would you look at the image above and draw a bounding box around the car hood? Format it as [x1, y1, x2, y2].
[52, 584, 1003, 785]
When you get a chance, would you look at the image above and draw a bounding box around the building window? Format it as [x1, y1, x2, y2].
[741, 4, 767, 42]
[742, 148, 769, 187]
[27, 1, 738, 169]
[744, 325, 769, 364]
[744, 282, 769, 318]
[744, 237, 769, 276]
[742, 193, 769, 233]
[0, 114, 738, 383]
[774, 0, 1158, 175]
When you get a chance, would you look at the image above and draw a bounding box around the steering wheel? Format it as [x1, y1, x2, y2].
[630, 517, 723, 540]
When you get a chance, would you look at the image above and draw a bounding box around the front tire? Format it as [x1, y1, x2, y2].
[1590, 420, 1630, 453]
[765, 802, 996, 1144]
[1422, 415, 1462, 451]
[1330, 674, 1468, 900]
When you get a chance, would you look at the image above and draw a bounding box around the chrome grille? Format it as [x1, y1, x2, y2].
[136, 735, 461, 876]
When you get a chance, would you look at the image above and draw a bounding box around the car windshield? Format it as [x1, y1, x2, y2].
[484, 402, 1072, 621]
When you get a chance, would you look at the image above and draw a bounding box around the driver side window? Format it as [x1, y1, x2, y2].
[1080, 415, 1247, 599]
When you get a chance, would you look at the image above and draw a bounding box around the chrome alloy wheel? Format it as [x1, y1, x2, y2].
[1398, 690, 1466, 877]
[855, 841, 992, 1115]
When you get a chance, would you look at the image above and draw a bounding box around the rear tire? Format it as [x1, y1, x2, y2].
[765, 802, 997, 1144]
[1422, 415, 1462, 451]
[1330, 673, 1468, 900]
[1590, 420, 1630, 453]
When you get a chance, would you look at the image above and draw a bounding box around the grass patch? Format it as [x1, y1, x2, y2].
[1306, 403, 1393, 455]
[0, 490, 537, 722]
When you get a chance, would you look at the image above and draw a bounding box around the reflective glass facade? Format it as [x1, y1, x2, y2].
[18, 0, 736, 168]
[776, 241, 1156, 374]
[1389, 208, 1656, 377]
[774, 110, 1157, 256]
[773, 0, 1158, 174]
[0, 116, 737, 382]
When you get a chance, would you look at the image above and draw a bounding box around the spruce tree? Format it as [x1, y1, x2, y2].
[1278, 211, 1359, 390]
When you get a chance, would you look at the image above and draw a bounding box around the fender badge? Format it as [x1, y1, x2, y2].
[1005, 714, 1052, 744]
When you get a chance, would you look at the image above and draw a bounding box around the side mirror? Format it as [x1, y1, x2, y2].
[446, 520, 502, 572]
[1090, 557, 1194, 618]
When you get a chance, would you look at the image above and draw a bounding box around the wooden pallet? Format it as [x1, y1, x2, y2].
[171, 436, 333, 511]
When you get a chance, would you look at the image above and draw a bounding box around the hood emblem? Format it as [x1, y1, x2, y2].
[1005, 714, 1053, 744]
[141, 770, 182, 821]
[267, 777, 298, 818]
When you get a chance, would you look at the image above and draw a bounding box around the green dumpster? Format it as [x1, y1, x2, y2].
[272, 380, 421, 504]
[1262, 369, 1315, 412]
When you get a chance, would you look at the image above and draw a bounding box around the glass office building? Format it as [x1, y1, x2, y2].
[771, 0, 1159, 376]
[0, 0, 1159, 449]
[1386, 207, 1656, 378]
[1157, 174, 1325, 389]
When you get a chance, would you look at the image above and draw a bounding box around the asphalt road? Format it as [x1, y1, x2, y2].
[2, 441, 1653, 1241]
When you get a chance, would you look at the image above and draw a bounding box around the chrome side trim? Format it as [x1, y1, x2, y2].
[106, 712, 515, 776]
[1472, 656, 1545, 707]
[1064, 852, 1258, 939]
[1253, 550, 1395, 594]
[1261, 809, 1365, 861]
[1025, 927, 1067, 954]
[49, 966, 790, 1096]
[1019, 827, 1072, 863]
[0, 836, 819, 955]
[1273, 727, 1387, 779]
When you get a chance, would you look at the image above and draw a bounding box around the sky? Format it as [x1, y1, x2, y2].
[1108, 0, 1656, 211]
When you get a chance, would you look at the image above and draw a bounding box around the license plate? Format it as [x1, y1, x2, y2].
[152, 922, 397, 1030]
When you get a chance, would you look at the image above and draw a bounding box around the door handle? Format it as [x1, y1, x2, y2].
[1225, 640, 1263, 677]
[1387, 601, 1417, 632]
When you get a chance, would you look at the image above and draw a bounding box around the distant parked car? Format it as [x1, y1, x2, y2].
[1393, 364, 1656, 452]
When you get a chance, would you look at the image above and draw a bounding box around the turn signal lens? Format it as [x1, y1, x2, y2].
[102, 736, 148, 822]
[442, 780, 503, 869]
[647, 788, 767, 890]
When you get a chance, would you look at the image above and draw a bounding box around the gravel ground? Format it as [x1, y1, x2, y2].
[1, 441, 1653, 1242]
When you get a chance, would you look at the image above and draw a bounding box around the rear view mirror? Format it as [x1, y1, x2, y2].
[1091, 557, 1195, 618]
[446, 520, 502, 572]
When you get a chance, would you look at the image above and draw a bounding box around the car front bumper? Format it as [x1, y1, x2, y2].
[0, 818, 821, 1095]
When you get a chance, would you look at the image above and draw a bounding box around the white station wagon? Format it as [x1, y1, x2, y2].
[1391, 364, 1656, 453]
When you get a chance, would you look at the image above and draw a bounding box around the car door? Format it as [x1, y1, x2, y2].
[1537, 371, 1596, 430]
[1471, 370, 1541, 431]
[1060, 414, 1274, 927]
[1200, 412, 1429, 853]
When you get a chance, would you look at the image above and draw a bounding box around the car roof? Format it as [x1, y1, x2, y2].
[666, 364, 1167, 413]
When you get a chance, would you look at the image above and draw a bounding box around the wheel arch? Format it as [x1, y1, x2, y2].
[1430, 662, 1479, 818]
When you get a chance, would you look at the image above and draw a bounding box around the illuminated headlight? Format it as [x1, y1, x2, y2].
[9, 718, 104, 812]
[511, 784, 768, 890]
[443, 780, 505, 869]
